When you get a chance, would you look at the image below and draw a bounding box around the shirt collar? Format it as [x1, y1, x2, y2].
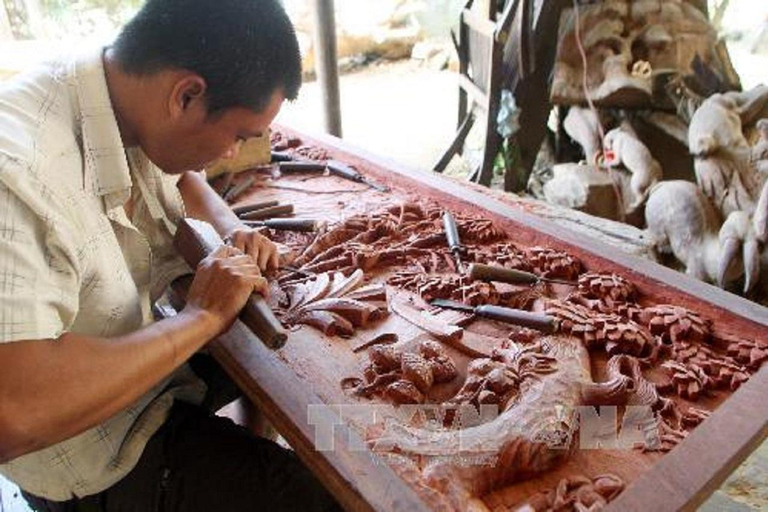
[74, 47, 132, 203]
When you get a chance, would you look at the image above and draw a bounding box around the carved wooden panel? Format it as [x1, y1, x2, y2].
[185, 125, 768, 512]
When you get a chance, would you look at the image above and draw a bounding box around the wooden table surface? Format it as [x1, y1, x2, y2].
[178, 126, 768, 512]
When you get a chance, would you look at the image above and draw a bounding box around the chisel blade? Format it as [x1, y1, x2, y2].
[430, 299, 559, 333]
[429, 299, 474, 313]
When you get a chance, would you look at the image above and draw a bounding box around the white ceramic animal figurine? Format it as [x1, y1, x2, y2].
[688, 94, 748, 157]
[563, 107, 603, 164]
[603, 125, 663, 210]
[752, 119, 768, 175]
[689, 86, 768, 218]
[645, 181, 758, 293]
[689, 85, 768, 157]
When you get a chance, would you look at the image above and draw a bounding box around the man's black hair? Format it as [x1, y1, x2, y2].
[112, 0, 302, 114]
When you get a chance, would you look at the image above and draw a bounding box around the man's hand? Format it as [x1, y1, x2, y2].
[184, 245, 267, 333]
[224, 226, 279, 271]
[176, 172, 280, 271]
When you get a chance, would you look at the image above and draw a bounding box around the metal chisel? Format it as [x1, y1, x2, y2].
[326, 160, 390, 192]
[469, 263, 578, 287]
[443, 211, 466, 273]
[271, 150, 294, 162]
[277, 160, 390, 192]
[430, 299, 559, 333]
[243, 218, 323, 232]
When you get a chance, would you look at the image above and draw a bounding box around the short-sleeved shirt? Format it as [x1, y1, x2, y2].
[0, 48, 206, 500]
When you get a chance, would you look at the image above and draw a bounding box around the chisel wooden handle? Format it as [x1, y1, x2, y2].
[239, 204, 294, 221]
[222, 175, 257, 202]
[232, 200, 280, 216]
[469, 263, 540, 285]
[279, 161, 327, 172]
[173, 218, 288, 349]
[475, 305, 558, 333]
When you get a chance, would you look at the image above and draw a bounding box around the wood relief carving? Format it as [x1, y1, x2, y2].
[342, 339, 458, 405]
[388, 272, 501, 306]
[270, 197, 765, 508]
[545, 300, 656, 358]
[280, 270, 387, 336]
[524, 247, 582, 281]
[510, 473, 625, 512]
[251, 131, 768, 510]
[575, 271, 637, 305]
[370, 338, 585, 509]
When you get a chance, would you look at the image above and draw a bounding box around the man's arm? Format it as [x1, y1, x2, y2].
[178, 171, 279, 270]
[0, 246, 265, 463]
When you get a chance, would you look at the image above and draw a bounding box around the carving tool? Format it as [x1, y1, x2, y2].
[389, 294, 490, 358]
[243, 218, 322, 232]
[271, 150, 294, 162]
[352, 333, 399, 353]
[280, 265, 315, 278]
[442, 211, 466, 274]
[223, 175, 257, 202]
[469, 263, 578, 287]
[173, 218, 288, 349]
[216, 172, 235, 198]
[430, 299, 559, 334]
[278, 161, 327, 173]
[232, 200, 280, 216]
[278, 160, 390, 192]
[326, 160, 390, 192]
[239, 204, 294, 221]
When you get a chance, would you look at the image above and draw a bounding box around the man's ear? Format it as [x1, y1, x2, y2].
[169, 75, 207, 120]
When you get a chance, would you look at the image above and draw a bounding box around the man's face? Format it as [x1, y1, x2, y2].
[145, 88, 285, 174]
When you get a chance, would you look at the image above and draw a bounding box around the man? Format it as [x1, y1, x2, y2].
[0, 0, 340, 510]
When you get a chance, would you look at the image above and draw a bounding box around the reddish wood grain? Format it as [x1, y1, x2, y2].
[187, 125, 768, 511]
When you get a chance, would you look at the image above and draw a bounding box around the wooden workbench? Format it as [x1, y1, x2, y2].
[170, 126, 768, 512]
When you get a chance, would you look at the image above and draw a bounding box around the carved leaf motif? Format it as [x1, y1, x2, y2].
[283, 270, 386, 336]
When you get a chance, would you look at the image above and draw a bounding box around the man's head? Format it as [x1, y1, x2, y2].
[109, 0, 301, 173]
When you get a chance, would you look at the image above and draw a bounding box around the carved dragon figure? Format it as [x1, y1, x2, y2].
[368, 336, 669, 509]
